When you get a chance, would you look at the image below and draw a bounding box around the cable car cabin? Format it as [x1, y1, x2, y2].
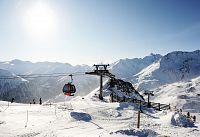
[63, 83, 76, 96]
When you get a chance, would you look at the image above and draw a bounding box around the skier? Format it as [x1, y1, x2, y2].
[193, 115, 196, 122]
[39, 98, 42, 105]
[33, 99, 36, 104]
[187, 112, 190, 118]
[11, 97, 15, 103]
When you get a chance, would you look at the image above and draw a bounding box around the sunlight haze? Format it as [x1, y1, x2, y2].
[0, 0, 200, 65]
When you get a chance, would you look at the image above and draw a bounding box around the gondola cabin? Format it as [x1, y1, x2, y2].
[63, 83, 76, 96]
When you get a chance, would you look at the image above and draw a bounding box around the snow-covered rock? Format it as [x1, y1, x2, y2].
[171, 112, 195, 127]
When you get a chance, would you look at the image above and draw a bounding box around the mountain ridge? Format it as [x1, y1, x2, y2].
[0, 50, 200, 103]
[132, 50, 200, 90]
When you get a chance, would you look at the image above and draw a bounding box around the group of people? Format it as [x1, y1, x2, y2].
[186, 111, 196, 122]
[31, 98, 42, 105]
[11, 97, 42, 105]
[178, 109, 196, 122]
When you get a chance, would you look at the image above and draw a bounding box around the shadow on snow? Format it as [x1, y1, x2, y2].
[70, 112, 92, 122]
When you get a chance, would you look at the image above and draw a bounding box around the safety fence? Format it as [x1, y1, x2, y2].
[110, 93, 170, 111]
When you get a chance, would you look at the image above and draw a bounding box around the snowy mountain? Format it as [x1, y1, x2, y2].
[0, 60, 99, 103]
[114, 50, 200, 114]
[109, 50, 200, 114]
[0, 69, 26, 89]
[110, 53, 162, 79]
[1, 50, 200, 104]
[132, 50, 200, 90]
[1, 51, 200, 136]
[0, 69, 34, 102]
[0, 59, 90, 75]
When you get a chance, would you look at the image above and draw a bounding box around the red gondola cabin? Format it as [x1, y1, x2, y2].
[63, 83, 76, 96]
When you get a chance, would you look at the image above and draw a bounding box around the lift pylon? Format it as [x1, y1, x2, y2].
[85, 64, 115, 100]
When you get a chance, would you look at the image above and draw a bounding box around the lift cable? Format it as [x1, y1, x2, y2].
[0, 72, 86, 79]
[17, 72, 86, 77]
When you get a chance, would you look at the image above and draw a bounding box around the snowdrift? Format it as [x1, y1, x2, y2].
[171, 112, 195, 127]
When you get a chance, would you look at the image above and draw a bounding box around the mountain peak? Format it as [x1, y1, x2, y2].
[133, 50, 200, 90]
[146, 53, 162, 58]
[111, 54, 162, 78]
[142, 53, 162, 63]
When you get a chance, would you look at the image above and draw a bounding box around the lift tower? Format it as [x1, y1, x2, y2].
[85, 64, 115, 100]
[144, 90, 154, 107]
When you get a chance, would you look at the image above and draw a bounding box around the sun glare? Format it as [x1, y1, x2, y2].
[24, 3, 57, 38]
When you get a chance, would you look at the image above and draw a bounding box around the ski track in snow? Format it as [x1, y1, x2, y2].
[0, 98, 200, 137]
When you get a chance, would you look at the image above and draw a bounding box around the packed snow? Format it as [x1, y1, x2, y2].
[0, 88, 199, 137]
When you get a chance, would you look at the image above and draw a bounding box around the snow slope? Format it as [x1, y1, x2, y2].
[151, 76, 200, 113]
[110, 53, 162, 79]
[0, 69, 27, 88]
[134, 50, 200, 90]
[0, 69, 35, 102]
[0, 88, 199, 137]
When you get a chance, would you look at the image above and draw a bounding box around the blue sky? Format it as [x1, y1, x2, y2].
[0, 0, 200, 65]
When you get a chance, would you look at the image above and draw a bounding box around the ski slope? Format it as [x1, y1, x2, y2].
[0, 90, 199, 137]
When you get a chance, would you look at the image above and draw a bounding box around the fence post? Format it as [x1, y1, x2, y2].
[158, 103, 160, 111]
[111, 91, 113, 102]
[137, 111, 140, 129]
[139, 100, 142, 112]
[25, 110, 28, 128]
[169, 104, 170, 110]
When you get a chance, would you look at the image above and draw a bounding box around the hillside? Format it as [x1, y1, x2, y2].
[0, 61, 99, 102]
[0, 88, 199, 137]
[0, 50, 200, 105]
[131, 50, 200, 90]
[0, 69, 33, 102]
[110, 53, 162, 78]
[151, 76, 200, 113]
[1, 50, 200, 136]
